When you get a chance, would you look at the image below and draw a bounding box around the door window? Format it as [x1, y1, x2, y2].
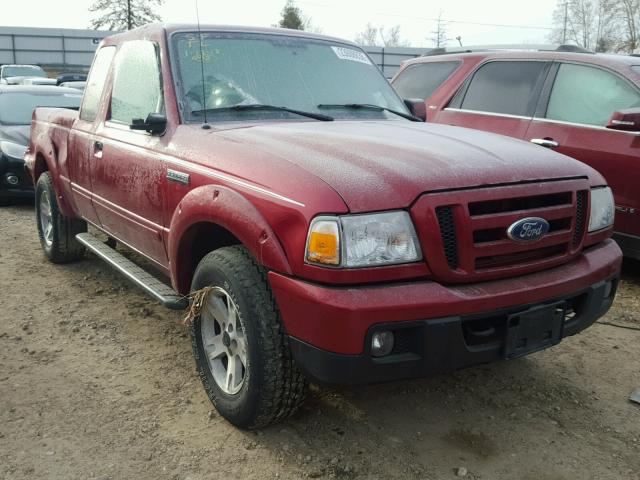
[456, 61, 548, 117]
[393, 61, 460, 100]
[546, 63, 640, 126]
[110, 41, 164, 124]
[80, 46, 116, 122]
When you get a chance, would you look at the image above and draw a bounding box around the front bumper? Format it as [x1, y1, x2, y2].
[0, 154, 34, 199]
[269, 239, 622, 385]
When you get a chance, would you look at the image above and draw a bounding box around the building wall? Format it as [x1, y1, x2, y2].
[0, 26, 425, 77]
[0, 26, 116, 73]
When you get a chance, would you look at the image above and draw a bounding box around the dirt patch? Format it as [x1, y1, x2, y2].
[1, 203, 639, 480]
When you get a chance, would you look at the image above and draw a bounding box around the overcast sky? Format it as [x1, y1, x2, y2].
[2, 0, 560, 47]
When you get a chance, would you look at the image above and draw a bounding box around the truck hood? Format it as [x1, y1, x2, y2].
[212, 120, 603, 212]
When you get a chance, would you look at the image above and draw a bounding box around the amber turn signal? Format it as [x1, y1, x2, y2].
[305, 219, 340, 266]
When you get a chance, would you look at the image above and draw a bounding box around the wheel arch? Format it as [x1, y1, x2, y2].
[31, 138, 75, 216]
[168, 185, 292, 294]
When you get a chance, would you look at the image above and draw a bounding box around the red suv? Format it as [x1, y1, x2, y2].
[392, 47, 640, 259]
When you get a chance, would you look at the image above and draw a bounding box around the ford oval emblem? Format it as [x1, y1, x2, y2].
[507, 217, 550, 243]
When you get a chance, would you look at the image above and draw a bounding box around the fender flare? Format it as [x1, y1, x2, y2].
[168, 185, 293, 293]
[32, 135, 75, 217]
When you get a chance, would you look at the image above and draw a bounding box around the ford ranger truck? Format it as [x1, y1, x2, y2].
[25, 24, 622, 429]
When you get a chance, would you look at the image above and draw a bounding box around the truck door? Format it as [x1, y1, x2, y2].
[68, 45, 115, 225]
[90, 40, 169, 266]
[434, 60, 551, 139]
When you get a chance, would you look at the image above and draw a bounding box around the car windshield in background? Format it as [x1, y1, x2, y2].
[2, 66, 47, 78]
[172, 32, 409, 122]
[0, 92, 82, 125]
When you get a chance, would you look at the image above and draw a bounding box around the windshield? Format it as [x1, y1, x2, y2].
[0, 92, 82, 125]
[172, 32, 409, 122]
[2, 66, 47, 79]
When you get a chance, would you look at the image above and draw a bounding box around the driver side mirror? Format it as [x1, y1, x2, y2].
[403, 99, 427, 122]
[130, 113, 167, 135]
[606, 108, 640, 132]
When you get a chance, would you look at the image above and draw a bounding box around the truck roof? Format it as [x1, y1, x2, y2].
[100, 23, 359, 49]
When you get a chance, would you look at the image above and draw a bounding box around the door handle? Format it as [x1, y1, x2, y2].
[530, 138, 559, 149]
[93, 141, 103, 159]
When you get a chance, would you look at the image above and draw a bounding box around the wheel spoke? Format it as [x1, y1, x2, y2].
[204, 335, 225, 360]
[207, 295, 228, 324]
[226, 355, 236, 391]
[227, 301, 239, 332]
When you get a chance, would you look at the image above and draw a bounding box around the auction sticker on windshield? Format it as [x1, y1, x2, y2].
[331, 46, 371, 65]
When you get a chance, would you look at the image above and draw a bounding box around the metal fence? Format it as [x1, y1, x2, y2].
[0, 26, 425, 77]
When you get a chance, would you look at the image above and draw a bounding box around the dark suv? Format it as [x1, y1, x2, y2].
[391, 46, 640, 259]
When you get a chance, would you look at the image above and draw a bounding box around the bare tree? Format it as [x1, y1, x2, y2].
[355, 23, 381, 46]
[379, 25, 411, 47]
[355, 23, 410, 47]
[89, 0, 163, 30]
[430, 12, 448, 48]
[616, 0, 639, 52]
[549, 0, 618, 51]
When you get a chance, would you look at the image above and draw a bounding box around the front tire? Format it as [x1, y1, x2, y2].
[191, 246, 307, 429]
[35, 172, 86, 263]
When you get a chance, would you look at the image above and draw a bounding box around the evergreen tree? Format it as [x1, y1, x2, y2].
[278, 0, 305, 30]
[89, 0, 163, 30]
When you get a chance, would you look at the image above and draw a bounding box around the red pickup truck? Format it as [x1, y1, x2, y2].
[25, 24, 621, 429]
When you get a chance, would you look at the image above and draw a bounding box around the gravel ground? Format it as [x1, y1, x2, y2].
[1, 202, 639, 480]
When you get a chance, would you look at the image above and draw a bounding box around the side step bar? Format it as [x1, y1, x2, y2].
[76, 232, 188, 310]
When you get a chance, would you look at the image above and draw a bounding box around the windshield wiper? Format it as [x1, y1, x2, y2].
[317, 103, 421, 122]
[191, 104, 334, 121]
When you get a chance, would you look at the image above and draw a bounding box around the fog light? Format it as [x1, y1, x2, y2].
[5, 174, 19, 186]
[371, 331, 394, 357]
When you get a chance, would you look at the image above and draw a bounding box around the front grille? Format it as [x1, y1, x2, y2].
[414, 179, 591, 282]
[435, 206, 459, 270]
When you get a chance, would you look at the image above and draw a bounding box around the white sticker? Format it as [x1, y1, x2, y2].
[331, 46, 372, 65]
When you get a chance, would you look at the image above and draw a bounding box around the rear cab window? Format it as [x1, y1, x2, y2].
[545, 63, 640, 126]
[450, 60, 549, 117]
[80, 46, 116, 122]
[392, 61, 460, 100]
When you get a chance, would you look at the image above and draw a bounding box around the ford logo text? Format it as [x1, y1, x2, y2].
[507, 217, 550, 243]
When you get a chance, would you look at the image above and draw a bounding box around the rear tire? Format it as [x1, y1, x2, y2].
[35, 172, 86, 263]
[191, 245, 307, 429]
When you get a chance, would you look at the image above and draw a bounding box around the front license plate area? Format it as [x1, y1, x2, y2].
[504, 301, 565, 359]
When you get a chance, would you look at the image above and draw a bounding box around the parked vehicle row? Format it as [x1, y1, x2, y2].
[391, 46, 640, 259]
[0, 85, 82, 206]
[0, 65, 86, 205]
[22, 25, 621, 429]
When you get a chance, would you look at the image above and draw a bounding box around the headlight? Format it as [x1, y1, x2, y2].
[0, 141, 27, 160]
[588, 187, 614, 232]
[305, 211, 422, 268]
